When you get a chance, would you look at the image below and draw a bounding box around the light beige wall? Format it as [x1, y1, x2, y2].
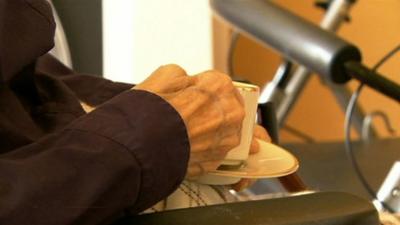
[104, 0, 213, 84]
[213, 0, 400, 142]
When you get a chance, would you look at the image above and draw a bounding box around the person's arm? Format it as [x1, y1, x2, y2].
[0, 90, 190, 225]
[36, 54, 133, 106]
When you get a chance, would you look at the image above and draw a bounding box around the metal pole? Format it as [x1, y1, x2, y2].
[261, 0, 372, 136]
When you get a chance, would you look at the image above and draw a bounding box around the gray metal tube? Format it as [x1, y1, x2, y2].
[210, 0, 362, 83]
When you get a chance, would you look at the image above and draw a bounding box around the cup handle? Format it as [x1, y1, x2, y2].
[258, 102, 280, 144]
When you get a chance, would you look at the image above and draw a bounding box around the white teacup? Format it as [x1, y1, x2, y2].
[222, 82, 260, 166]
[197, 81, 260, 185]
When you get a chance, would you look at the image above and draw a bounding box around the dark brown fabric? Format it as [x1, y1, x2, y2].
[0, 0, 190, 224]
[0, 0, 55, 83]
[36, 54, 134, 107]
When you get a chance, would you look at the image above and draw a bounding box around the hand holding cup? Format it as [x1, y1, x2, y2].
[133, 64, 245, 179]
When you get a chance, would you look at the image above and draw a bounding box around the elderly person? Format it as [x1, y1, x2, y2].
[0, 0, 269, 224]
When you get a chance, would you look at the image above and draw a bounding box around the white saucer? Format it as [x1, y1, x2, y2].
[196, 139, 299, 185]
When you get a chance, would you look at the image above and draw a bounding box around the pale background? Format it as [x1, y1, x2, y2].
[102, 0, 213, 84]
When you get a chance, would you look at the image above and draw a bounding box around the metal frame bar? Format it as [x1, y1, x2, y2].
[258, 0, 375, 137]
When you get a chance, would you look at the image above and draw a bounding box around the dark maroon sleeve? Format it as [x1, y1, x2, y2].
[0, 90, 190, 225]
[36, 54, 133, 106]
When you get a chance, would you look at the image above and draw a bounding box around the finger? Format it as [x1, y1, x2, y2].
[138, 64, 193, 93]
[232, 85, 245, 107]
[189, 139, 227, 160]
[157, 65, 192, 92]
[187, 110, 223, 140]
[152, 64, 187, 78]
[193, 70, 233, 94]
[231, 178, 258, 192]
[249, 136, 260, 154]
[218, 94, 245, 126]
[253, 125, 271, 142]
[217, 119, 243, 154]
[230, 179, 250, 192]
[186, 159, 222, 180]
[217, 131, 242, 154]
[231, 179, 249, 192]
[186, 162, 205, 180]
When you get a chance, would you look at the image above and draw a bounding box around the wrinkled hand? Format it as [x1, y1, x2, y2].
[133, 64, 245, 180]
[231, 124, 270, 192]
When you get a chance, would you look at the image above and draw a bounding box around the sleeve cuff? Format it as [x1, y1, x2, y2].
[69, 90, 190, 211]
